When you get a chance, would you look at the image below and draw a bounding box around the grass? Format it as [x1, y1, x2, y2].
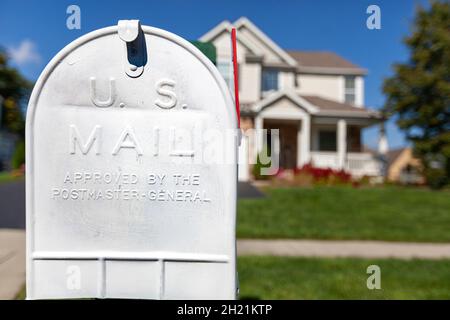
[238, 256, 450, 299]
[12, 185, 450, 299]
[15, 286, 26, 300]
[0, 171, 22, 184]
[237, 186, 450, 242]
[17, 257, 450, 300]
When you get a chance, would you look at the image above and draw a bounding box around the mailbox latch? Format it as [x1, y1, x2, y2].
[118, 20, 147, 78]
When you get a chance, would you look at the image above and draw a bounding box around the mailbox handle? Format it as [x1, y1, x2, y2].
[118, 20, 147, 78]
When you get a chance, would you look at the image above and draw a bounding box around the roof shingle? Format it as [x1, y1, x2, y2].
[300, 95, 381, 118]
[287, 50, 367, 75]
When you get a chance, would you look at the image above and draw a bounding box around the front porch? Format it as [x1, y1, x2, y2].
[307, 117, 382, 177]
[254, 117, 381, 178]
[238, 91, 383, 180]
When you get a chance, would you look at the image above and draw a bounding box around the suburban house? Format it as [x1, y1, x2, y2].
[199, 17, 385, 181]
[386, 148, 424, 184]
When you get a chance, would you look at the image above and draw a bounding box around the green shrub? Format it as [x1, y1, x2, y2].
[11, 140, 25, 169]
[425, 167, 448, 190]
[252, 146, 273, 180]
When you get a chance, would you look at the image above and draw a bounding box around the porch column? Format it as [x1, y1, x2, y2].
[378, 122, 389, 155]
[254, 115, 264, 154]
[297, 115, 310, 167]
[337, 119, 347, 169]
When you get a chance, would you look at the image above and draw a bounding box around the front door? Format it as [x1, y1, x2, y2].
[264, 120, 299, 169]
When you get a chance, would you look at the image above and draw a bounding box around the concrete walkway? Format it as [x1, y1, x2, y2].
[238, 239, 450, 260]
[3, 230, 450, 299]
[0, 229, 25, 300]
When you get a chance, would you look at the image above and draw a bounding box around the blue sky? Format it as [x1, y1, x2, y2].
[0, 0, 429, 149]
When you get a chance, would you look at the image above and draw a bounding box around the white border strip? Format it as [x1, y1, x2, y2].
[32, 251, 230, 263]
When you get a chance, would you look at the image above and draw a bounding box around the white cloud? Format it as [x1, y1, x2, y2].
[7, 40, 41, 65]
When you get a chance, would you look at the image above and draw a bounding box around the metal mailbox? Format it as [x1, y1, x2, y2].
[26, 20, 238, 299]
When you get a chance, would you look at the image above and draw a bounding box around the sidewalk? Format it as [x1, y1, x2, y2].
[237, 239, 450, 260]
[0, 229, 25, 300]
[3, 230, 450, 300]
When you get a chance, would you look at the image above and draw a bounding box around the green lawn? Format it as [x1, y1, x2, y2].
[237, 186, 450, 242]
[0, 171, 22, 184]
[238, 256, 450, 299]
[15, 287, 25, 300]
[17, 257, 450, 300]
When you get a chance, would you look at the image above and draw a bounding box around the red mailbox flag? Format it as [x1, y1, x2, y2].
[231, 28, 240, 128]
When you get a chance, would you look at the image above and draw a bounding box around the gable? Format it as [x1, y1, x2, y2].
[260, 96, 310, 120]
[200, 17, 297, 67]
[254, 90, 318, 114]
[210, 29, 251, 62]
[235, 27, 283, 65]
[234, 17, 297, 67]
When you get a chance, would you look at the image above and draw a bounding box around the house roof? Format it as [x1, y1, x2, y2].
[198, 20, 263, 56]
[233, 17, 298, 67]
[386, 148, 407, 167]
[362, 145, 377, 154]
[247, 91, 382, 120]
[200, 17, 368, 75]
[287, 50, 367, 75]
[300, 95, 381, 118]
[199, 17, 297, 67]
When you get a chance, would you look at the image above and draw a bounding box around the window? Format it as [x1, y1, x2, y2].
[262, 69, 278, 92]
[217, 62, 233, 88]
[344, 76, 356, 104]
[318, 130, 337, 151]
[217, 61, 240, 92]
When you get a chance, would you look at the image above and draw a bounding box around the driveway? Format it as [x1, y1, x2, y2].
[238, 182, 265, 199]
[0, 180, 25, 229]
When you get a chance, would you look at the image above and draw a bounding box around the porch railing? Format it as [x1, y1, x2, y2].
[310, 151, 381, 177]
[310, 152, 340, 170]
[345, 152, 381, 177]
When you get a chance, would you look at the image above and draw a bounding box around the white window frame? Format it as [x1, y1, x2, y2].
[261, 68, 279, 92]
[344, 76, 356, 104]
[217, 61, 233, 89]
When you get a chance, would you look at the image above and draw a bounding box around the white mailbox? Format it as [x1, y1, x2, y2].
[26, 20, 238, 299]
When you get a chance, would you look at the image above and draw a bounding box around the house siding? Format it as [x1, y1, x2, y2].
[279, 71, 296, 90]
[240, 62, 261, 103]
[296, 74, 343, 102]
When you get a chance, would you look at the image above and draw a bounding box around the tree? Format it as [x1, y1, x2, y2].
[0, 48, 32, 137]
[383, 1, 450, 189]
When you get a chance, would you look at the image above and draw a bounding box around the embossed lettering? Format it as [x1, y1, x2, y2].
[169, 127, 194, 157]
[90, 77, 116, 107]
[153, 127, 160, 156]
[155, 79, 177, 109]
[70, 125, 101, 155]
[112, 126, 144, 156]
